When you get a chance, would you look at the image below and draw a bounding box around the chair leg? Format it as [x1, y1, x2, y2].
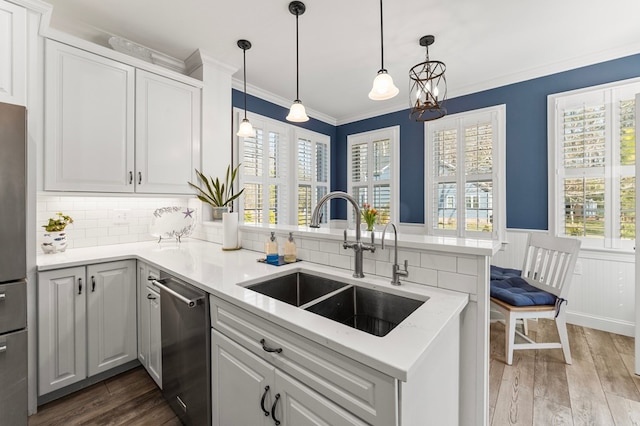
[555, 310, 572, 364]
[505, 312, 517, 365]
[523, 318, 529, 335]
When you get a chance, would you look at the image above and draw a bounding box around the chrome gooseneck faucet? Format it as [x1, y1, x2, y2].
[310, 191, 375, 278]
[381, 222, 409, 285]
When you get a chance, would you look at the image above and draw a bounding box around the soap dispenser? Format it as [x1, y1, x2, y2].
[265, 232, 279, 265]
[284, 232, 297, 263]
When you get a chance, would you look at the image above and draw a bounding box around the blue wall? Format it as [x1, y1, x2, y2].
[232, 53, 640, 229]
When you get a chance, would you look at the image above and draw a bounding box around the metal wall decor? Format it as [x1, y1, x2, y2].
[409, 35, 447, 121]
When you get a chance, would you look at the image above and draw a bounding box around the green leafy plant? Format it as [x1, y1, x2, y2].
[42, 212, 74, 232]
[188, 164, 245, 209]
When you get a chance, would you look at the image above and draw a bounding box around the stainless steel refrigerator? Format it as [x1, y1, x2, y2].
[0, 101, 28, 425]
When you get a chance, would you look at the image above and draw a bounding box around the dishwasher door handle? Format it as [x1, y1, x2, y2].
[152, 279, 203, 308]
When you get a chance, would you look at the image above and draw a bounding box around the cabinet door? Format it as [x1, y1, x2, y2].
[135, 69, 201, 194]
[37, 267, 87, 395]
[212, 330, 273, 426]
[274, 370, 368, 426]
[44, 39, 135, 192]
[86, 260, 137, 376]
[0, 0, 26, 106]
[146, 286, 162, 388]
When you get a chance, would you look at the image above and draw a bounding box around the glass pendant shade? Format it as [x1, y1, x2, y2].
[368, 70, 399, 100]
[409, 35, 447, 121]
[237, 118, 256, 138]
[286, 100, 309, 122]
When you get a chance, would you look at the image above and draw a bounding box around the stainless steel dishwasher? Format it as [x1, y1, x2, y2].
[152, 274, 211, 426]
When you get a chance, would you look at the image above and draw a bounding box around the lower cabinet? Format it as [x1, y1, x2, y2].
[137, 261, 162, 387]
[38, 260, 137, 396]
[212, 330, 367, 426]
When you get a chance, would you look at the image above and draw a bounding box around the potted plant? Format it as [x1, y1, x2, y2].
[41, 212, 73, 253]
[188, 164, 245, 221]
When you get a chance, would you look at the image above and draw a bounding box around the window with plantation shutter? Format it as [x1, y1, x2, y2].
[425, 105, 505, 239]
[235, 110, 330, 226]
[295, 129, 330, 226]
[238, 115, 289, 225]
[549, 79, 639, 249]
[347, 126, 399, 227]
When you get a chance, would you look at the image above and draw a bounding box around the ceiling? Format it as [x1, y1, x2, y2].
[45, 0, 640, 125]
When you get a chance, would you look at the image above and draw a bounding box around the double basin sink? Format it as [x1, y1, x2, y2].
[242, 272, 426, 337]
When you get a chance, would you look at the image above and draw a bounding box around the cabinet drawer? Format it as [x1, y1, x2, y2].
[0, 281, 26, 334]
[211, 298, 397, 426]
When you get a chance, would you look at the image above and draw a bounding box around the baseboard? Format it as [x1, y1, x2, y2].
[567, 311, 634, 337]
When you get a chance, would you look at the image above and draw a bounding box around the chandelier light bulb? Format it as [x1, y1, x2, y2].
[237, 118, 256, 138]
[368, 70, 399, 101]
[286, 100, 309, 122]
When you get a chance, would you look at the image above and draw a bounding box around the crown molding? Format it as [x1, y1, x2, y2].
[185, 49, 237, 77]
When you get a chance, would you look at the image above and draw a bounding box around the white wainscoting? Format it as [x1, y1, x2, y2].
[491, 229, 635, 337]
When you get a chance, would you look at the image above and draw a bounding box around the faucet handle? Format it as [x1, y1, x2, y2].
[370, 231, 375, 245]
[343, 229, 347, 243]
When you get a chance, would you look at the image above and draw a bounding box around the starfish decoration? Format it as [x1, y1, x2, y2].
[183, 208, 194, 218]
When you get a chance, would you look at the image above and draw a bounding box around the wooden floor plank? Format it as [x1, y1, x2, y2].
[618, 352, 640, 396]
[605, 391, 640, 425]
[583, 327, 640, 402]
[28, 382, 111, 426]
[532, 397, 574, 426]
[564, 325, 615, 426]
[533, 319, 571, 408]
[492, 351, 536, 425]
[610, 333, 635, 356]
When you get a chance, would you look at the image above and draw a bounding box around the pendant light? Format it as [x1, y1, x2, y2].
[286, 1, 309, 122]
[236, 39, 256, 138]
[409, 35, 447, 121]
[368, 0, 398, 101]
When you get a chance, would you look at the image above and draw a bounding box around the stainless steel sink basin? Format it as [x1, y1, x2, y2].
[246, 272, 348, 307]
[243, 272, 426, 337]
[304, 286, 425, 337]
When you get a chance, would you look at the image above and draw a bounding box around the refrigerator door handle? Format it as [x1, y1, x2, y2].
[0, 293, 5, 301]
[0, 344, 6, 353]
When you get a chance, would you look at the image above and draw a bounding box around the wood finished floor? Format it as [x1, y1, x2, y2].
[28, 367, 180, 426]
[490, 320, 640, 425]
[28, 322, 640, 425]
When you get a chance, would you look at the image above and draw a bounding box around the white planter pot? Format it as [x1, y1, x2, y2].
[222, 212, 240, 250]
[42, 231, 68, 253]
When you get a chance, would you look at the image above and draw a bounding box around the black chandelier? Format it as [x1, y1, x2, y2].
[409, 35, 447, 121]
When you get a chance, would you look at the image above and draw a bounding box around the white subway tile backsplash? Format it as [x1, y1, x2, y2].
[375, 261, 393, 278]
[457, 257, 478, 276]
[437, 271, 477, 294]
[421, 252, 457, 272]
[398, 249, 421, 266]
[328, 253, 350, 270]
[408, 267, 438, 287]
[300, 239, 319, 251]
[319, 241, 341, 254]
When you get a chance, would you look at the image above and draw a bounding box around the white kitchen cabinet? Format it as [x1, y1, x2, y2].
[44, 39, 201, 194]
[86, 261, 137, 376]
[211, 298, 395, 426]
[137, 261, 162, 388]
[37, 266, 86, 395]
[0, 0, 26, 106]
[135, 69, 200, 194]
[212, 330, 366, 426]
[44, 39, 135, 193]
[38, 260, 137, 396]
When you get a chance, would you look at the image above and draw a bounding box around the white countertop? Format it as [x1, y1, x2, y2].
[37, 240, 469, 381]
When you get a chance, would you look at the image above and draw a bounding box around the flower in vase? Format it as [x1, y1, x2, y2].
[361, 203, 378, 231]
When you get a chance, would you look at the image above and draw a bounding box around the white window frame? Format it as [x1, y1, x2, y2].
[235, 110, 290, 225]
[424, 105, 506, 240]
[548, 78, 639, 250]
[234, 109, 331, 226]
[292, 127, 331, 226]
[347, 126, 400, 227]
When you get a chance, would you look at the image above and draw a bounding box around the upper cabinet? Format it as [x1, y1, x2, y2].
[0, 0, 27, 106]
[44, 39, 201, 194]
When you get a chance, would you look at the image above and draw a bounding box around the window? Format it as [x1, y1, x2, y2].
[549, 79, 638, 250]
[238, 114, 289, 225]
[347, 126, 399, 227]
[236, 111, 330, 226]
[296, 129, 330, 226]
[425, 105, 506, 240]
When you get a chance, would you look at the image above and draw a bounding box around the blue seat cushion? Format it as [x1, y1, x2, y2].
[490, 265, 522, 281]
[490, 276, 557, 307]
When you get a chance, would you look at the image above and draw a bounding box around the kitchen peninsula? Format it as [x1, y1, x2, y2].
[37, 233, 498, 425]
